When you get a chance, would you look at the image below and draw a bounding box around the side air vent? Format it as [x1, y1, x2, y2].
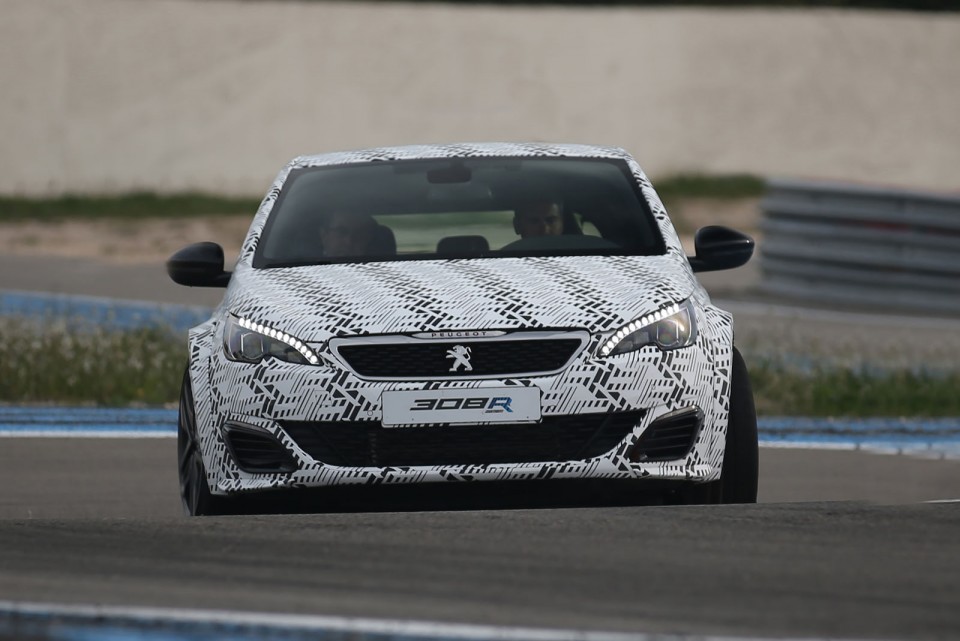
[628, 407, 704, 462]
[222, 423, 298, 474]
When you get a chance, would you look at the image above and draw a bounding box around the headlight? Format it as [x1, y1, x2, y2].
[599, 299, 698, 357]
[222, 315, 320, 365]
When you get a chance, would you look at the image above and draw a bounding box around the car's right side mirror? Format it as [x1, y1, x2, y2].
[167, 242, 232, 287]
[687, 226, 754, 273]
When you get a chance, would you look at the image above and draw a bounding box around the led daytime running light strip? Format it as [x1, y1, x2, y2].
[600, 302, 681, 357]
[236, 316, 320, 365]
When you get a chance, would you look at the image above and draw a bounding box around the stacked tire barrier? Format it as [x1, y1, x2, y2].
[759, 179, 960, 315]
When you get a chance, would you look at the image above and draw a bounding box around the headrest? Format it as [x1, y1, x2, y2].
[436, 235, 490, 255]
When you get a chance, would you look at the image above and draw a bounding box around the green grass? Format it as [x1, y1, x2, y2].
[1, 318, 956, 415]
[651, 173, 766, 209]
[0, 319, 185, 406]
[0, 192, 261, 222]
[750, 360, 960, 417]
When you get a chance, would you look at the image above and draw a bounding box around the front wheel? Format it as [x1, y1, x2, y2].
[674, 346, 758, 505]
[719, 346, 759, 503]
[177, 367, 228, 516]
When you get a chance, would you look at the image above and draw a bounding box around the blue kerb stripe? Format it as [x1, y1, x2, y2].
[0, 407, 176, 433]
[760, 416, 960, 434]
[0, 600, 783, 641]
[1, 408, 959, 446]
[759, 417, 960, 441]
[0, 408, 175, 423]
[0, 290, 212, 333]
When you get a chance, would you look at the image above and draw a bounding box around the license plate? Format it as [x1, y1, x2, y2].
[381, 388, 541, 427]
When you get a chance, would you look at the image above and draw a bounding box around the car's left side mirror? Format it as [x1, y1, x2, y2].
[687, 226, 754, 273]
[167, 242, 232, 287]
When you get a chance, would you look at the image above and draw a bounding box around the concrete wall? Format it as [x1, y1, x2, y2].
[3, 0, 959, 195]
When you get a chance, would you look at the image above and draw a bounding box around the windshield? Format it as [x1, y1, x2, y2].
[253, 157, 665, 267]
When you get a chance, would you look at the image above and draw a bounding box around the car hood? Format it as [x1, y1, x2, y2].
[225, 255, 698, 342]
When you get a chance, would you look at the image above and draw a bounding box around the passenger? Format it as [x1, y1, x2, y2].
[319, 211, 378, 257]
[513, 198, 565, 238]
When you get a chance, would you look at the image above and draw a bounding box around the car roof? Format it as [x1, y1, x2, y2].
[289, 142, 634, 169]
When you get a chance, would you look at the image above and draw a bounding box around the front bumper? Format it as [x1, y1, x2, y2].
[190, 321, 734, 496]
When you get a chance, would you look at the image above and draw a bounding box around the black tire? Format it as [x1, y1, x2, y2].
[719, 346, 759, 503]
[673, 346, 757, 505]
[177, 367, 228, 516]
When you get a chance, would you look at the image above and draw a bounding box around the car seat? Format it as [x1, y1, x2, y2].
[369, 224, 397, 256]
[562, 209, 583, 235]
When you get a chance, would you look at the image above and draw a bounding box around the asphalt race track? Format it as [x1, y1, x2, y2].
[1, 439, 959, 640]
[1, 258, 959, 640]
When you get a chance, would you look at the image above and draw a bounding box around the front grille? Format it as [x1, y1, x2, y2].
[223, 423, 298, 473]
[336, 338, 583, 379]
[281, 411, 644, 467]
[628, 408, 703, 462]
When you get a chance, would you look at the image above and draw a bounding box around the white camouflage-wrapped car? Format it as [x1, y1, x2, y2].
[168, 143, 757, 516]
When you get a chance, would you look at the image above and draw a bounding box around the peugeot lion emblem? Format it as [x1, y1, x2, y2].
[446, 345, 473, 372]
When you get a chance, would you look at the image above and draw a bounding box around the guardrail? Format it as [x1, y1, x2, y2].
[759, 179, 960, 315]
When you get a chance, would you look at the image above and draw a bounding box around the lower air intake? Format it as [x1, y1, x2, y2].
[223, 423, 298, 474]
[628, 407, 704, 462]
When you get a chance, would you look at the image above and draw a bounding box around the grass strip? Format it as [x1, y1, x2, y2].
[0, 174, 764, 222]
[750, 360, 960, 417]
[0, 192, 261, 222]
[651, 173, 765, 208]
[0, 319, 184, 406]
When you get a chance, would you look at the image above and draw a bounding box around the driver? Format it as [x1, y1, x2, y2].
[513, 198, 565, 238]
[319, 211, 379, 257]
